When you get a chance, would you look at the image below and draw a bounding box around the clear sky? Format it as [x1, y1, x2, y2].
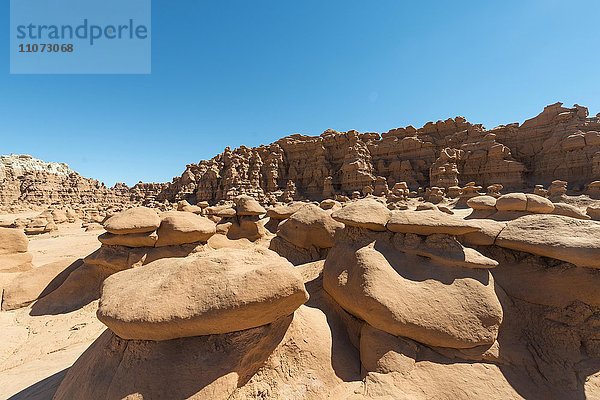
[1, 0, 599, 186]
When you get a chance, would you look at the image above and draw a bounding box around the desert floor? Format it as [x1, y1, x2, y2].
[0, 221, 105, 400]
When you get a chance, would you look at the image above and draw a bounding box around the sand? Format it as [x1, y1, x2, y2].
[0, 220, 106, 400]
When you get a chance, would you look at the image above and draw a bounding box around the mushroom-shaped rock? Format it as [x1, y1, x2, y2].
[267, 203, 305, 220]
[97, 247, 309, 340]
[277, 204, 344, 249]
[234, 195, 266, 216]
[525, 194, 555, 214]
[323, 236, 502, 349]
[155, 211, 216, 247]
[99, 231, 158, 248]
[496, 214, 600, 269]
[495, 193, 528, 212]
[467, 196, 497, 211]
[103, 207, 160, 235]
[331, 199, 391, 231]
[552, 203, 590, 220]
[387, 210, 480, 236]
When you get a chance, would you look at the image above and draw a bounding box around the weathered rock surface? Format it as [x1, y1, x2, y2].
[467, 195, 497, 210]
[323, 229, 503, 349]
[495, 193, 528, 211]
[552, 202, 590, 219]
[0, 227, 33, 273]
[153, 103, 600, 203]
[155, 211, 216, 246]
[103, 207, 161, 235]
[387, 210, 481, 236]
[97, 247, 308, 340]
[0, 155, 131, 206]
[0, 227, 28, 254]
[496, 214, 600, 269]
[276, 204, 343, 250]
[98, 231, 158, 248]
[331, 199, 391, 231]
[1, 259, 82, 311]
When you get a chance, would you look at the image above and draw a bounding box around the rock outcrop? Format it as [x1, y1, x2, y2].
[0, 155, 130, 206]
[155, 103, 600, 203]
[97, 247, 308, 341]
[0, 227, 33, 273]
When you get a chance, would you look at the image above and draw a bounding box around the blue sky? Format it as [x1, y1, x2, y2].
[1, 0, 599, 186]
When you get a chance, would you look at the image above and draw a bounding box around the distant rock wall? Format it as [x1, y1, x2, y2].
[0, 155, 126, 206]
[3, 103, 599, 207]
[161, 103, 600, 203]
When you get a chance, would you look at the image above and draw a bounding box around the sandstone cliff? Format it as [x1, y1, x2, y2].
[160, 102, 600, 203]
[0, 155, 127, 206]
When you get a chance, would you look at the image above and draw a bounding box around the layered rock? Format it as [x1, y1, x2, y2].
[322, 212, 503, 349]
[153, 103, 600, 204]
[0, 155, 130, 206]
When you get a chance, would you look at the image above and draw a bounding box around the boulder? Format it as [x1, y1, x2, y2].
[467, 196, 497, 211]
[177, 200, 203, 215]
[226, 217, 268, 242]
[103, 207, 160, 235]
[277, 204, 344, 249]
[0, 227, 28, 255]
[552, 203, 590, 220]
[155, 211, 216, 247]
[496, 214, 600, 269]
[387, 210, 480, 236]
[267, 203, 305, 220]
[319, 199, 341, 210]
[495, 193, 527, 212]
[97, 247, 309, 340]
[323, 234, 502, 349]
[525, 194, 555, 214]
[234, 195, 266, 216]
[1, 259, 82, 311]
[331, 199, 391, 231]
[217, 208, 237, 218]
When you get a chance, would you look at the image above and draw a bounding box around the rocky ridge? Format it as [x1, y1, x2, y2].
[159, 102, 600, 204]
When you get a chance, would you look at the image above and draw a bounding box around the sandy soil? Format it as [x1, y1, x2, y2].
[0, 221, 105, 400]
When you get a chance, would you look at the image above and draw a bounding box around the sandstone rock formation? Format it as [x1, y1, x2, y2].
[3, 190, 599, 400]
[97, 247, 308, 340]
[269, 204, 343, 265]
[0, 227, 33, 273]
[154, 103, 600, 204]
[0, 155, 129, 206]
